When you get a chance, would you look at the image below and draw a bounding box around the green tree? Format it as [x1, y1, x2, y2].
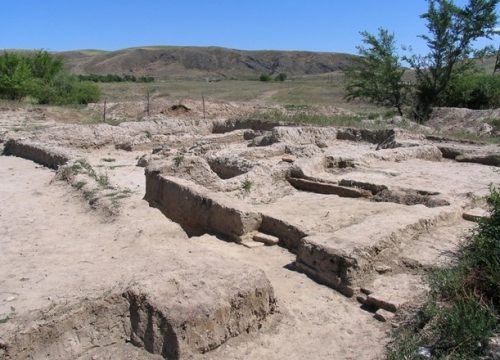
[259, 73, 272, 82]
[0, 50, 101, 105]
[275, 73, 287, 81]
[28, 50, 64, 82]
[345, 28, 407, 116]
[0, 52, 37, 100]
[406, 0, 499, 121]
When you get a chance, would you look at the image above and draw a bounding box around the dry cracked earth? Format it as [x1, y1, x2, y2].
[0, 106, 499, 359]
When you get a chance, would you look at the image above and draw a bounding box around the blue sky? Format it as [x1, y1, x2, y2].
[1, 0, 498, 54]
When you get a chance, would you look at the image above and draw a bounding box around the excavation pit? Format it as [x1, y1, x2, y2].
[2, 109, 499, 359]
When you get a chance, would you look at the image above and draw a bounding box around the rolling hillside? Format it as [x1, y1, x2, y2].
[58, 46, 357, 80]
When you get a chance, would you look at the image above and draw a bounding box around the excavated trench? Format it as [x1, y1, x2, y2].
[4, 114, 499, 359]
[287, 174, 450, 208]
[2, 127, 467, 304]
[3, 139, 72, 169]
[141, 124, 469, 299]
[144, 165, 463, 299]
[0, 140, 278, 360]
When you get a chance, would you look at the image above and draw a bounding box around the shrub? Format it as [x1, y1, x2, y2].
[487, 117, 500, 131]
[259, 74, 272, 82]
[36, 74, 100, 105]
[123, 74, 136, 82]
[442, 73, 500, 109]
[275, 73, 287, 81]
[0, 50, 101, 105]
[138, 75, 155, 83]
[70, 79, 101, 104]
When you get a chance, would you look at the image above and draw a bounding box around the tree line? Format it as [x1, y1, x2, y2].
[344, 0, 500, 121]
[0, 51, 101, 105]
[77, 74, 155, 83]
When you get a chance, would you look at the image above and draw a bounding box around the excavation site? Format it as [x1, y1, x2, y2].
[3, 3, 500, 355]
[1, 102, 498, 359]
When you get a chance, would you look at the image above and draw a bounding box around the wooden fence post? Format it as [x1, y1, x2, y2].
[103, 99, 107, 122]
[202, 95, 206, 119]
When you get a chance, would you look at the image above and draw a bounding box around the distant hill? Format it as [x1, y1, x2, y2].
[57, 46, 357, 80]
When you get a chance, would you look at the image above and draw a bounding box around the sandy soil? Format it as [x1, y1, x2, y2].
[193, 235, 388, 360]
[1, 106, 499, 359]
[88, 147, 391, 359]
[0, 153, 388, 360]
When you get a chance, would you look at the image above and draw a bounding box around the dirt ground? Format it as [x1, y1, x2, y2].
[0, 151, 386, 360]
[0, 105, 499, 359]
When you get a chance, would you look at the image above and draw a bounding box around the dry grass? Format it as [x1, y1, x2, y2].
[0, 73, 384, 126]
[97, 72, 379, 112]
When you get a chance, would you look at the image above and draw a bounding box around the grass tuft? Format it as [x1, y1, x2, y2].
[242, 179, 253, 194]
[96, 173, 109, 187]
[173, 154, 184, 168]
[74, 180, 87, 190]
[386, 187, 500, 359]
[57, 160, 113, 189]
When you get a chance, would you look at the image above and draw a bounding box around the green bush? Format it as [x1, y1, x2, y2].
[432, 299, 497, 357]
[0, 50, 101, 105]
[36, 74, 100, 105]
[259, 74, 272, 82]
[442, 73, 500, 109]
[138, 75, 154, 83]
[275, 73, 287, 81]
[72, 80, 102, 104]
